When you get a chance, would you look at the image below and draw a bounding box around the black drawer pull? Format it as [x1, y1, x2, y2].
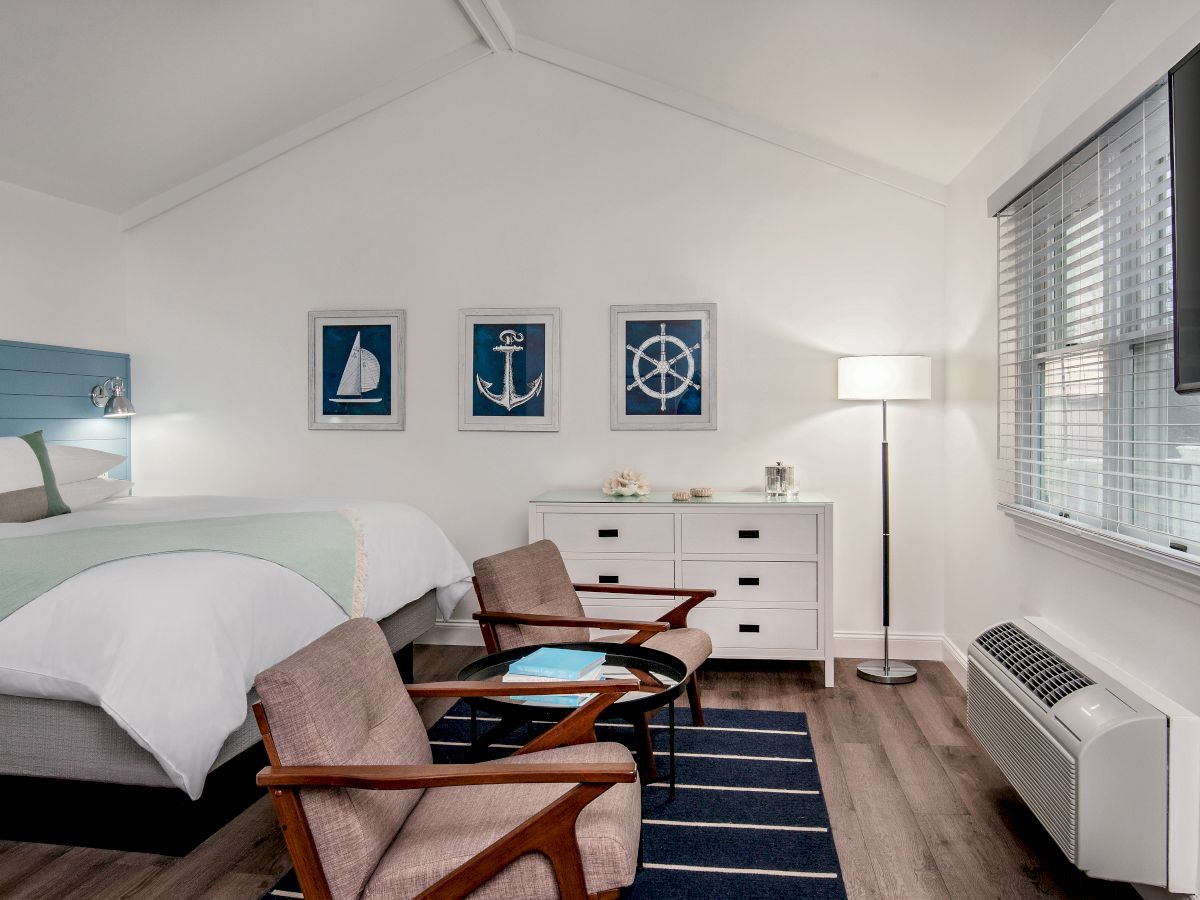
[598, 575, 620, 584]
[738, 623, 760, 633]
[738, 529, 760, 539]
[598, 528, 619, 538]
[738, 577, 760, 586]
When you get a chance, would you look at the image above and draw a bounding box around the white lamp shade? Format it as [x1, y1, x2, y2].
[838, 356, 931, 400]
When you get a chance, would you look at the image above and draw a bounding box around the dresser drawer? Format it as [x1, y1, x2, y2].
[681, 512, 817, 555]
[579, 600, 674, 641]
[691, 607, 819, 651]
[564, 559, 675, 599]
[543, 513, 674, 553]
[681, 560, 817, 605]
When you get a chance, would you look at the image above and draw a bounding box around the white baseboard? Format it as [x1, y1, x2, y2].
[942, 635, 969, 687]
[420, 620, 486, 646]
[831, 630, 944, 661]
[419, 621, 945, 661]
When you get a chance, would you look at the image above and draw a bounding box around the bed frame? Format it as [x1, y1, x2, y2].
[0, 340, 438, 853]
[0, 338, 132, 478]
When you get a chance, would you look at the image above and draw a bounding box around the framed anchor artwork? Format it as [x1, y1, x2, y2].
[459, 307, 561, 432]
[610, 303, 717, 430]
[308, 309, 405, 430]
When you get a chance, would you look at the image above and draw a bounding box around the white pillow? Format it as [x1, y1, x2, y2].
[0, 436, 49, 492]
[46, 444, 126, 483]
[59, 478, 133, 511]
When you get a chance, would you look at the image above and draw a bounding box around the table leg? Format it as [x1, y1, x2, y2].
[471, 712, 528, 759]
[629, 712, 659, 783]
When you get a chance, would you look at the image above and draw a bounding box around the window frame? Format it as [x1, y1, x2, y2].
[998, 79, 1200, 578]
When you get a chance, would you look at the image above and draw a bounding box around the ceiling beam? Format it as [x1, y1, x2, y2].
[517, 36, 947, 207]
[456, 0, 516, 53]
[121, 40, 491, 230]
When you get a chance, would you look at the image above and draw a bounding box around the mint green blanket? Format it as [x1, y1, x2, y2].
[0, 512, 364, 624]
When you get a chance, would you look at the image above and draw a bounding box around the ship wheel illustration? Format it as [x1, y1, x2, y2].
[627, 323, 701, 411]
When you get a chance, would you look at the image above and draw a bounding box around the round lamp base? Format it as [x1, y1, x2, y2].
[856, 659, 918, 685]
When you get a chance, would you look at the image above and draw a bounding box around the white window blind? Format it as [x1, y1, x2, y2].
[998, 80, 1200, 559]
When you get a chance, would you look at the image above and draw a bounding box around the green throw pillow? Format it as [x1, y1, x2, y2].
[15, 431, 70, 518]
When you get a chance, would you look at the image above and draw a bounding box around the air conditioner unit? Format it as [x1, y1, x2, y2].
[967, 620, 1168, 887]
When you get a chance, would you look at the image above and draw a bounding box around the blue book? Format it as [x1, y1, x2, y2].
[512, 692, 595, 707]
[508, 647, 606, 680]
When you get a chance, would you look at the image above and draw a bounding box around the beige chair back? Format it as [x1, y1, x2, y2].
[473, 539, 590, 649]
[255, 617, 431, 900]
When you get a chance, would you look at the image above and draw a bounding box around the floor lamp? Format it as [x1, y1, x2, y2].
[837, 355, 932, 685]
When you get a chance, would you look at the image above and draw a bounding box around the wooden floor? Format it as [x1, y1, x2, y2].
[0, 649, 1137, 900]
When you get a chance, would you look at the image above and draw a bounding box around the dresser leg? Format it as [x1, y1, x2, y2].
[685, 673, 705, 727]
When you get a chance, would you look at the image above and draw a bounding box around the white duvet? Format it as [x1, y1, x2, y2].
[0, 496, 472, 798]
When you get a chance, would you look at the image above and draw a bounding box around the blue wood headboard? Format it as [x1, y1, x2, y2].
[0, 339, 131, 480]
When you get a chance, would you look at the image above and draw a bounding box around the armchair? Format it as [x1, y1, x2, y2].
[253, 617, 642, 900]
[471, 540, 715, 735]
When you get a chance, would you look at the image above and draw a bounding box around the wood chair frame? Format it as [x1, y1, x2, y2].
[471, 577, 716, 751]
[254, 678, 640, 900]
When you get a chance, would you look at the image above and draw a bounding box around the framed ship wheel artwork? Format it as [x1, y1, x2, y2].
[610, 303, 717, 430]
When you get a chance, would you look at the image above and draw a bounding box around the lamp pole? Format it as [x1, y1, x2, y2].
[857, 397, 917, 684]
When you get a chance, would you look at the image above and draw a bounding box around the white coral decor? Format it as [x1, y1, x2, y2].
[602, 468, 650, 497]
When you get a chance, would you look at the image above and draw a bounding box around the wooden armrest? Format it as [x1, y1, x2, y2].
[656, 591, 711, 629]
[257, 761, 636, 790]
[571, 584, 716, 635]
[572, 583, 716, 599]
[405, 679, 639, 698]
[472, 610, 669, 634]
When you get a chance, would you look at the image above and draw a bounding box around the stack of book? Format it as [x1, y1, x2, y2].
[503, 647, 607, 707]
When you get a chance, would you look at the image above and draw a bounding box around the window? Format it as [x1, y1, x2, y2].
[998, 80, 1200, 560]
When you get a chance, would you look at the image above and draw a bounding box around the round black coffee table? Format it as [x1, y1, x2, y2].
[457, 641, 689, 789]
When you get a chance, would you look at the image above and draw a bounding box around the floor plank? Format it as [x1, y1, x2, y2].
[852, 678, 966, 816]
[840, 742, 953, 899]
[0, 844, 72, 897]
[0, 650, 1138, 900]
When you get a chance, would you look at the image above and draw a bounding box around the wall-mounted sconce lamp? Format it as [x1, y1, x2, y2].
[90, 376, 136, 418]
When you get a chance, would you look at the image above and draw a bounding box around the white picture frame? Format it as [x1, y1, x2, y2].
[459, 307, 561, 432]
[611, 303, 717, 431]
[309, 309, 405, 430]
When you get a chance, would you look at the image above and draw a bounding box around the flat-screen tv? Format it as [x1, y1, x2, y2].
[1171, 46, 1200, 392]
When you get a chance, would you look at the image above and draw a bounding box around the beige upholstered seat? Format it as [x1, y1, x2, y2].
[472, 540, 713, 678]
[643, 627, 712, 674]
[255, 617, 640, 900]
[364, 743, 639, 899]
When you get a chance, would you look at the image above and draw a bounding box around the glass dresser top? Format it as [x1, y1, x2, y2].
[532, 490, 833, 505]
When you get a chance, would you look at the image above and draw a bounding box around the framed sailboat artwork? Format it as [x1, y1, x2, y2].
[309, 309, 405, 430]
[459, 308, 560, 431]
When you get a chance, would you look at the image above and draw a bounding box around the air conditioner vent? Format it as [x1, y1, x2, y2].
[975, 622, 1094, 708]
[967, 620, 1170, 888]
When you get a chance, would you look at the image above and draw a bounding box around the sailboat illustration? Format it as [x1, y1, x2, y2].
[329, 332, 383, 403]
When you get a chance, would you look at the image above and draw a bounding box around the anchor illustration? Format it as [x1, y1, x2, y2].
[476, 329, 544, 411]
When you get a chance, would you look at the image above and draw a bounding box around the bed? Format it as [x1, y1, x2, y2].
[0, 340, 472, 851]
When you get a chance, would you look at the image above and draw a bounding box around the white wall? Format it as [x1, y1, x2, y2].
[122, 51, 947, 637]
[944, 0, 1200, 711]
[0, 180, 125, 351]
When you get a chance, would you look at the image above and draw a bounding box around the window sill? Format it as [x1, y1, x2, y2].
[1000, 505, 1200, 606]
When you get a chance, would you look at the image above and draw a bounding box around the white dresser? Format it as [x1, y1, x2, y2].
[529, 490, 834, 686]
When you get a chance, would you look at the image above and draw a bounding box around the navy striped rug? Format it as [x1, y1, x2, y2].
[263, 703, 845, 899]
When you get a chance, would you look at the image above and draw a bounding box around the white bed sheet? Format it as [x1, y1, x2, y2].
[0, 495, 472, 798]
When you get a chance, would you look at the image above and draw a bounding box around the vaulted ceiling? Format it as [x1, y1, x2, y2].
[0, 0, 1114, 225]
